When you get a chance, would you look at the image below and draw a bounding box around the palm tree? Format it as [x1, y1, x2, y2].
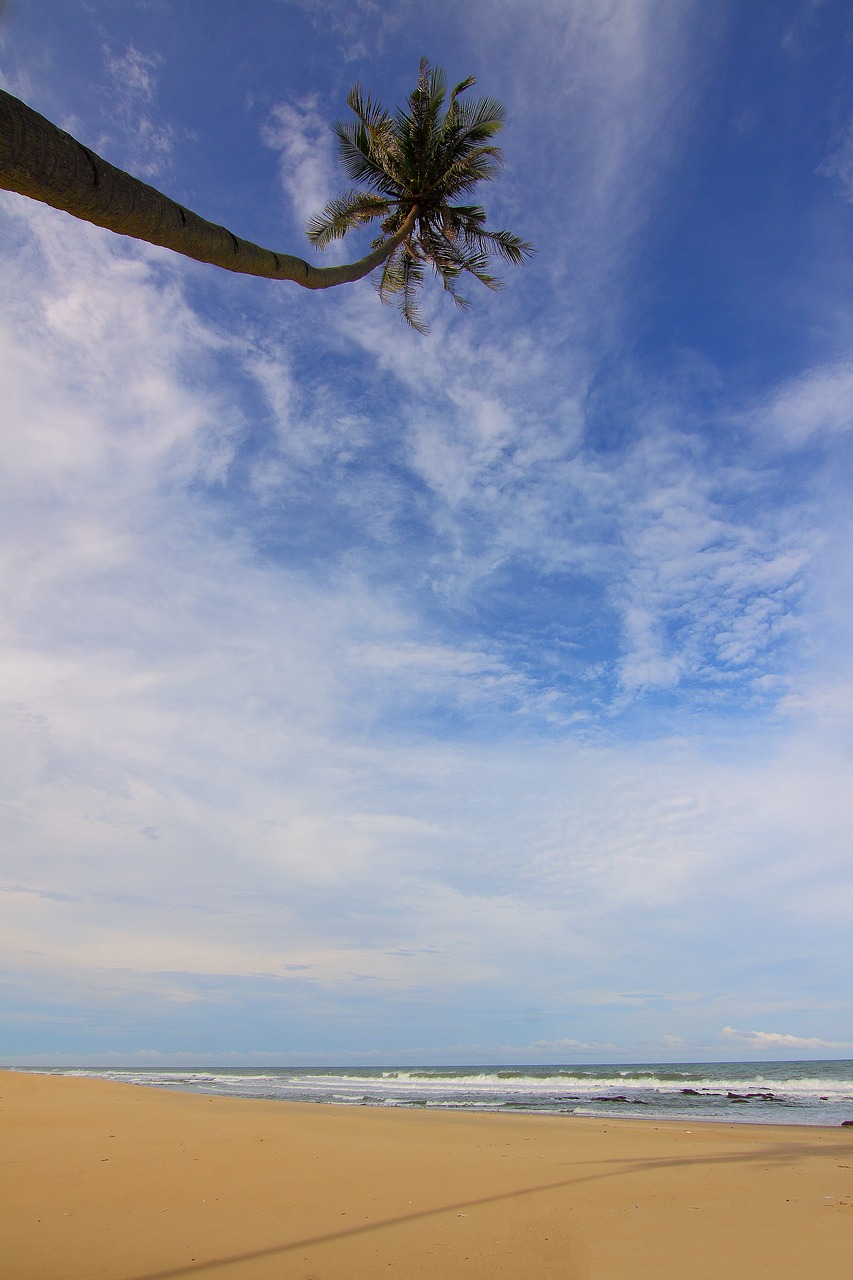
[0, 61, 531, 327]
[307, 58, 534, 331]
[0, 86, 414, 292]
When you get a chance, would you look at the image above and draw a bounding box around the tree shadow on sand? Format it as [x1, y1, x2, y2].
[125, 1135, 853, 1279]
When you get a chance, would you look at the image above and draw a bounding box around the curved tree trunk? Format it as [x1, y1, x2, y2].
[0, 88, 415, 288]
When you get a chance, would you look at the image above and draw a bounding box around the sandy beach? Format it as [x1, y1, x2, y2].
[2, 1070, 851, 1279]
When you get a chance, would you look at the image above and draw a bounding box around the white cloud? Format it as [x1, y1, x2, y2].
[100, 44, 175, 179]
[750, 362, 853, 444]
[329, 289, 813, 701]
[462, 0, 715, 321]
[527, 1037, 620, 1055]
[722, 1026, 850, 1052]
[104, 43, 158, 103]
[280, 0, 413, 62]
[261, 96, 338, 237]
[618, 605, 684, 692]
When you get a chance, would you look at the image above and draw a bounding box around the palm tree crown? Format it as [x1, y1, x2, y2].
[307, 58, 534, 332]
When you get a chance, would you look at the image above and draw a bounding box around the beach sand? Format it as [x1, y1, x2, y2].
[1, 1070, 851, 1279]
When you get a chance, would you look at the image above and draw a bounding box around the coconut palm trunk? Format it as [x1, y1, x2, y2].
[0, 87, 416, 288]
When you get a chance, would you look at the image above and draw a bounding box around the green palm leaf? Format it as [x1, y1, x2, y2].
[306, 191, 392, 248]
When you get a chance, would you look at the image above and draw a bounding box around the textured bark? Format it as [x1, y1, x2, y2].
[0, 89, 415, 288]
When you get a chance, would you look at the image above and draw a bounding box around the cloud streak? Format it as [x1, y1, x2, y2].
[722, 1027, 851, 1052]
[262, 96, 338, 234]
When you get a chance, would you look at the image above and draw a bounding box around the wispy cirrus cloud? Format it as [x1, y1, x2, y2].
[461, 0, 718, 318]
[99, 43, 176, 179]
[749, 361, 853, 444]
[261, 96, 338, 239]
[276, 0, 414, 62]
[312, 285, 814, 707]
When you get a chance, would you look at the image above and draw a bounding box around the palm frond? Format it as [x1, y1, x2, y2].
[335, 87, 402, 191]
[399, 249, 429, 332]
[442, 208, 535, 265]
[377, 243, 429, 332]
[431, 148, 503, 198]
[334, 119, 401, 193]
[346, 85, 392, 133]
[447, 75, 476, 108]
[396, 58, 447, 184]
[410, 59, 447, 135]
[306, 190, 392, 248]
[453, 96, 506, 137]
[467, 225, 535, 265]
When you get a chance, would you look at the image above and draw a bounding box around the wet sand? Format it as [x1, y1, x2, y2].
[2, 1068, 851, 1278]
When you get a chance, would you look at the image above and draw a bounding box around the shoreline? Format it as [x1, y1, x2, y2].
[3, 1068, 852, 1278]
[7, 1063, 850, 1129]
[8, 1059, 851, 1128]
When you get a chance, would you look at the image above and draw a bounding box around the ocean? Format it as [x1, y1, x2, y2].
[33, 1060, 853, 1126]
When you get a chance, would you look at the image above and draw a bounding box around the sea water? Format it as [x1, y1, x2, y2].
[36, 1060, 853, 1126]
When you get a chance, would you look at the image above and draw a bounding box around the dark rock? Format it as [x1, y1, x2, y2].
[681, 1088, 701, 1096]
[594, 1094, 628, 1102]
[841, 1120, 853, 1127]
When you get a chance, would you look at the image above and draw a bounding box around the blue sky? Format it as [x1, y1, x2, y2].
[2, 0, 853, 1066]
